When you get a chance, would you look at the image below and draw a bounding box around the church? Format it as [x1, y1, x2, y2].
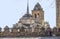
[17, 2, 47, 32]
[0, 0, 60, 37]
[17, 0, 51, 32]
[0, 1, 51, 37]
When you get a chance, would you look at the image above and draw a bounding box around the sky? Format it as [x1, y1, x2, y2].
[0, 0, 56, 28]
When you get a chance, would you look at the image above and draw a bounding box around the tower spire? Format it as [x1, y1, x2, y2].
[27, 0, 29, 14]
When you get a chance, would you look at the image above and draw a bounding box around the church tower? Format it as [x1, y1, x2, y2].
[56, 0, 60, 28]
[32, 3, 44, 25]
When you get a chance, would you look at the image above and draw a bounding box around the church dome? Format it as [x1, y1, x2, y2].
[33, 3, 43, 10]
[4, 25, 9, 29]
[21, 13, 32, 20]
[19, 13, 33, 24]
[23, 14, 32, 17]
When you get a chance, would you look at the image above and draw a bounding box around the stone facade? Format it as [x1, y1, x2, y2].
[56, 0, 60, 28]
[0, 27, 53, 37]
[56, 0, 60, 35]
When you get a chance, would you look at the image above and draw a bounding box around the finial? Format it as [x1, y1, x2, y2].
[37, 0, 39, 3]
[27, 0, 29, 14]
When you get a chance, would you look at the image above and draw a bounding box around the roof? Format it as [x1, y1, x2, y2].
[23, 13, 32, 17]
[20, 13, 32, 20]
[33, 3, 43, 10]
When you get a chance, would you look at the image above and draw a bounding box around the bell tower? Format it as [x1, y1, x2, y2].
[32, 3, 44, 25]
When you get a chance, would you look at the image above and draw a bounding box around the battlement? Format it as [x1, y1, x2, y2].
[0, 26, 59, 37]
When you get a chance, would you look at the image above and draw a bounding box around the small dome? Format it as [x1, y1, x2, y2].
[13, 24, 18, 29]
[33, 3, 43, 10]
[13, 26, 17, 29]
[4, 25, 9, 29]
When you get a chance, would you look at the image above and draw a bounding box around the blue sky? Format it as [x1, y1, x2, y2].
[0, 0, 56, 28]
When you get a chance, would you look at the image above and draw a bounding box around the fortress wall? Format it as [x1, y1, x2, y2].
[0, 37, 60, 39]
[0, 37, 40, 39]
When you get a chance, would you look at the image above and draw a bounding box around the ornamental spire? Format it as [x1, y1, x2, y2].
[27, 0, 29, 14]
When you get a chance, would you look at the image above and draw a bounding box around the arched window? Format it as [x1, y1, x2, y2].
[38, 13, 39, 16]
[37, 13, 39, 17]
[35, 14, 37, 18]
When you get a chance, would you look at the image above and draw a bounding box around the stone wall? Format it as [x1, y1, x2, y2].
[0, 37, 60, 39]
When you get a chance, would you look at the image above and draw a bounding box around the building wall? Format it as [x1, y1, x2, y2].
[0, 38, 39, 39]
[56, 0, 60, 28]
[32, 10, 44, 26]
[0, 37, 60, 39]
